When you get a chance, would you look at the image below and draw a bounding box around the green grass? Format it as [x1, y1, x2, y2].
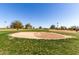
[0, 29, 79, 55]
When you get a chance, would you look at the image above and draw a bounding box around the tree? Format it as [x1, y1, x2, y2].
[33, 27, 35, 29]
[68, 26, 79, 31]
[68, 26, 77, 30]
[6, 26, 9, 29]
[39, 26, 42, 29]
[25, 23, 32, 29]
[10, 20, 23, 30]
[50, 25, 55, 29]
[60, 26, 67, 30]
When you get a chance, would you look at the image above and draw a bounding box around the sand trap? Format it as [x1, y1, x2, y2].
[9, 32, 73, 40]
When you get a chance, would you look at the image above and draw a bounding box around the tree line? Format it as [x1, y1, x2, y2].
[50, 25, 79, 31]
[9, 20, 79, 31]
[10, 20, 33, 30]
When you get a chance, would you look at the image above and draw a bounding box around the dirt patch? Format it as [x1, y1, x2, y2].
[9, 32, 73, 40]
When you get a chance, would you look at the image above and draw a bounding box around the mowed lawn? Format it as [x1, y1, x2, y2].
[0, 29, 79, 55]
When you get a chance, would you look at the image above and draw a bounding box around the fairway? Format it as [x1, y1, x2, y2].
[0, 29, 79, 55]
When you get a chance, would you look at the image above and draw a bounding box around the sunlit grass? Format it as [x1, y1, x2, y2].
[0, 29, 79, 55]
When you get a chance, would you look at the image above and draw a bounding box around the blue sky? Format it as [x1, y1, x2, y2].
[0, 3, 79, 28]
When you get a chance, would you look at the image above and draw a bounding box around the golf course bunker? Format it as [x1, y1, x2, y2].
[9, 32, 73, 40]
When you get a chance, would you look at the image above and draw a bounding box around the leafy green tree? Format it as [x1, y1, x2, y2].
[60, 26, 67, 30]
[68, 26, 79, 31]
[68, 26, 77, 30]
[50, 25, 55, 29]
[33, 27, 35, 29]
[25, 23, 32, 29]
[10, 20, 23, 30]
[39, 26, 42, 29]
